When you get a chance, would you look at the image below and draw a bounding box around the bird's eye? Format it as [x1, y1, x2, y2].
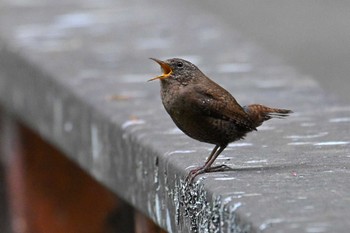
[176, 61, 184, 68]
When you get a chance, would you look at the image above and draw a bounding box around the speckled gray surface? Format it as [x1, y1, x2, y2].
[0, 0, 350, 232]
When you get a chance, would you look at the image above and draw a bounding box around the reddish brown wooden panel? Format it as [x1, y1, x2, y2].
[134, 211, 167, 233]
[5, 124, 133, 233]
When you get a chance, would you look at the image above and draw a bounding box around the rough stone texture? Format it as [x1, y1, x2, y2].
[0, 0, 349, 232]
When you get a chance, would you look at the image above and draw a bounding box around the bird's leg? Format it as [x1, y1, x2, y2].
[186, 145, 220, 182]
[186, 144, 228, 182]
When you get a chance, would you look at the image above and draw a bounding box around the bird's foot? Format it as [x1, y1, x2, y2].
[205, 164, 233, 173]
[185, 167, 205, 183]
[185, 164, 233, 183]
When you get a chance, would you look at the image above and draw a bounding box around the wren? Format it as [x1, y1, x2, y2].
[149, 58, 292, 182]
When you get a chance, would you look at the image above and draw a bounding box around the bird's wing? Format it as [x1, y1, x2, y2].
[191, 84, 256, 131]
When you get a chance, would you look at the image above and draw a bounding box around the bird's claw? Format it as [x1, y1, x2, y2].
[205, 164, 233, 173]
[185, 167, 205, 183]
[185, 164, 233, 183]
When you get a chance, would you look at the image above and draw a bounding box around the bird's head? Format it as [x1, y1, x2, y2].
[148, 58, 202, 84]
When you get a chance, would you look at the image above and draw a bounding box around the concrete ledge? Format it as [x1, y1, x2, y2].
[1, 0, 350, 232]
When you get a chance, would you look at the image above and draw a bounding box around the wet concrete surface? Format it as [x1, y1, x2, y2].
[0, 0, 349, 232]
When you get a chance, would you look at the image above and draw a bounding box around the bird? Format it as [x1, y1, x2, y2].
[148, 58, 292, 182]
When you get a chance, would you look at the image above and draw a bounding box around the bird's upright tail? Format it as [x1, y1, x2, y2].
[243, 104, 292, 128]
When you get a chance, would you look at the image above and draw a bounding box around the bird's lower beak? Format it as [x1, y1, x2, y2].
[148, 58, 172, 81]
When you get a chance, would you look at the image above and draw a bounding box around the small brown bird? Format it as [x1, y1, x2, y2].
[149, 58, 292, 181]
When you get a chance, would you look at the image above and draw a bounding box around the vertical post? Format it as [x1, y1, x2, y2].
[0, 114, 10, 233]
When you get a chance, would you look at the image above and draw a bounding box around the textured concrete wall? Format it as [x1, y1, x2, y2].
[0, 0, 349, 232]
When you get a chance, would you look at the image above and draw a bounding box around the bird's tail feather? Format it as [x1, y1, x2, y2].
[243, 104, 292, 127]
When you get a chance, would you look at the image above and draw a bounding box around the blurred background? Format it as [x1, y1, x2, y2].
[194, 0, 350, 101]
[1, 1, 350, 232]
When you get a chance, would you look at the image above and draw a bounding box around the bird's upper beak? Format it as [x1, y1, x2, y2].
[148, 58, 172, 81]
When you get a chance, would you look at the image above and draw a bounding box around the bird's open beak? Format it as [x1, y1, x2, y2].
[148, 58, 172, 81]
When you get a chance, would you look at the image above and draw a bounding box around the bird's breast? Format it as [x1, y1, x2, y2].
[160, 85, 217, 143]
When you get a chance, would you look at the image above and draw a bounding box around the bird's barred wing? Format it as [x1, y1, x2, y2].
[191, 85, 256, 131]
